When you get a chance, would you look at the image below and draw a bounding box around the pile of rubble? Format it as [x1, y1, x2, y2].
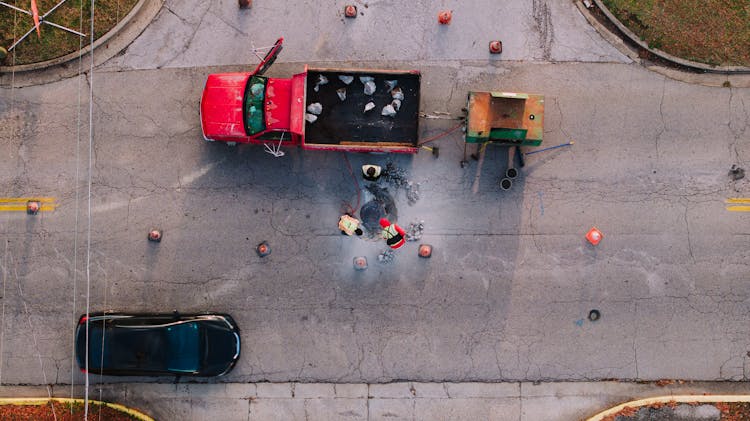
[378, 249, 395, 264]
[382, 162, 420, 205]
[404, 220, 425, 241]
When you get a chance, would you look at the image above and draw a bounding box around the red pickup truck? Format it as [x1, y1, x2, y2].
[200, 38, 421, 153]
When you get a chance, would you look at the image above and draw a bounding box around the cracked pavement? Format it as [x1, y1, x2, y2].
[1, 0, 750, 419]
[1, 60, 749, 384]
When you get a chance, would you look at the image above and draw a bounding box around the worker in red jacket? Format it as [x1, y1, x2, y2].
[379, 218, 406, 249]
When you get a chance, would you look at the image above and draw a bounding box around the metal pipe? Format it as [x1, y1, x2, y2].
[8, 27, 35, 51]
[42, 0, 71, 19]
[42, 20, 86, 37]
[525, 140, 575, 156]
[0, 1, 29, 14]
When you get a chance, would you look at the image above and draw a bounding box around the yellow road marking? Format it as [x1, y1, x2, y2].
[0, 197, 55, 203]
[726, 206, 750, 212]
[0, 197, 57, 212]
[726, 198, 750, 204]
[0, 205, 56, 212]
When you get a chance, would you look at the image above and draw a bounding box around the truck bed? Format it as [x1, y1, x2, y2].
[303, 69, 420, 147]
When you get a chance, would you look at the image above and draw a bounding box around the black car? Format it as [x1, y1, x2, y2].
[75, 312, 240, 377]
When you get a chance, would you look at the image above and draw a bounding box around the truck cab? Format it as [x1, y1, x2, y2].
[200, 38, 303, 145]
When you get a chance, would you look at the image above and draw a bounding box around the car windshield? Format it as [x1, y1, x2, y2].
[165, 322, 201, 373]
[244, 75, 266, 135]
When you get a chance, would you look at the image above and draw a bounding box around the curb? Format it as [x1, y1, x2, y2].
[585, 394, 750, 421]
[590, 0, 750, 74]
[0, 397, 155, 421]
[575, 0, 750, 87]
[0, 0, 164, 86]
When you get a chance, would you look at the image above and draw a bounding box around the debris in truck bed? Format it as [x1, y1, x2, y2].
[364, 101, 376, 113]
[339, 75, 354, 85]
[337, 88, 347, 101]
[391, 87, 404, 100]
[313, 74, 329, 92]
[363, 80, 376, 95]
[381, 104, 397, 117]
[404, 220, 425, 241]
[307, 103, 323, 115]
[304, 70, 420, 146]
[305, 113, 318, 123]
[385, 80, 398, 92]
[391, 99, 401, 111]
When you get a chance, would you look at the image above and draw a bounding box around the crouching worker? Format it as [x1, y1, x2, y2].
[339, 214, 363, 236]
[362, 164, 382, 181]
[379, 218, 405, 249]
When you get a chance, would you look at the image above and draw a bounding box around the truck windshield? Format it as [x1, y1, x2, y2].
[244, 75, 266, 135]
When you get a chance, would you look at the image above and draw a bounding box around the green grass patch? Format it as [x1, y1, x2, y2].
[0, 400, 145, 420]
[1, 0, 138, 65]
[601, 0, 750, 66]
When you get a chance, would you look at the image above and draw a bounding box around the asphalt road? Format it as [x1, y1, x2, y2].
[0, 0, 749, 389]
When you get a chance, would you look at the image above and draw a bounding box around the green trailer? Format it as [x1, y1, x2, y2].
[463, 91, 544, 190]
[465, 91, 544, 146]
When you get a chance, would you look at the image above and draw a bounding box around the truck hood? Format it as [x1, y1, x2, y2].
[200, 73, 250, 138]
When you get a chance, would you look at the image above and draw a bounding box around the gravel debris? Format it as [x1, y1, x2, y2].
[382, 162, 420, 205]
[339, 75, 354, 85]
[381, 104, 396, 117]
[378, 249, 395, 264]
[404, 220, 425, 241]
[307, 102, 323, 115]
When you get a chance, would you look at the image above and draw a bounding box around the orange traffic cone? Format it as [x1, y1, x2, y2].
[148, 229, 162, 242]
[586, 227, 603, 246]
[418, 244, 432, 258]
[344, 5, 357, 17]
[353, 256, 368, 270]
[26, 201, 40, 215]
[489, 40, 503, 54]
[438, 10, 452, 24]
[256, 241, 271, 257]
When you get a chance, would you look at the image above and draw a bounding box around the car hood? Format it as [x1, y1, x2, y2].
[200, 73, 250, 138]
[202, 323, 240, 376]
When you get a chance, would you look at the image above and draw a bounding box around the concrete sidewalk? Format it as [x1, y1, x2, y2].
[3, 381, 750, 420]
